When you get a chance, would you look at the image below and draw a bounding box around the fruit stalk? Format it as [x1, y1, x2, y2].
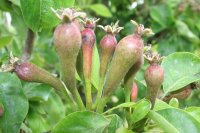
[52, 8, 85, 110]
[97, 20, 153, 113]
[94, 21, 123, 108]
[81, 18, 99, 110]
[124, 55, 144, 102]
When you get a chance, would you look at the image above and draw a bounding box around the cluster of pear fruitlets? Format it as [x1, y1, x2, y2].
[1, 8, 164, 113]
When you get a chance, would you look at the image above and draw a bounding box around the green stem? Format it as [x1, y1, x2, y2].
[49, 79, 76, 109]
[146, 85, 159, 109]
[96, 96, 108, 113]
[148, 110, 179, 133]
[93, 77, 104, 109]
[71, 88, 85, 110]
[85, 79, 92, 110]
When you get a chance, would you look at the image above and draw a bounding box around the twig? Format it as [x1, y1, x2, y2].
[21, 28, 35, 62]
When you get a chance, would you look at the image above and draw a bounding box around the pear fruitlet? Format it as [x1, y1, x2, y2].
[98, 21, 123, 82]
[81, 18, 98, 109]
[99, 34, 117, 79]
[54, 22, 81, 91]
[82, 26, 96, 79]
[131, 82, 138, 102]
[103, 34, 144, 97]
[145, 64, 164, 108]
[15, 62, 64, 91]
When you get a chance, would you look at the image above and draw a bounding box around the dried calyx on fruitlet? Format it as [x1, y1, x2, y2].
[81, 17, 100, 29]
[0, 52, 19, 72]
[51, 7, 86, 22]
[144, 45, 164, 64]
[131, 20, 154, 36]
[98, 21, 124, 34]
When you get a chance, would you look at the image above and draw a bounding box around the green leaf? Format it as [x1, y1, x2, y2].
[150, 4, 174, 30]
[91, 44, 100, 89]
[52, 111, 109, 133]
[106, 114, 124, 133]
[185, 107, 200, 123]
[161, 52, 200, 95]
[176, 20, 199, 43]
[157, 108, 200, 133]
[20, 0, 75, 32]
[0, 0, 12, 11]
[148, 110, 179, 133]
[0, 36, 13, 49]
[154, 99, 173, 111]
[26, 90, 65, 132]
[23, 83, 52, 101]
[26, 108, 51, 133]
[116, 128, 134, 133]
[0, 72, 29, 133]
[135, 79, 147, 100]
[88, 4, 112, 18]
[131, 99, 151, 123]
[103, 102, 135, 114]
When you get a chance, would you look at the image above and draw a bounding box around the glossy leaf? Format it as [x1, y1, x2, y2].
[176, 20, 199, 43]
[0, 0, 12, 11]
[103, 102, 135, 114]
[148, 110, 179, 133]
[150, 4, 174, 31]
[23, 83, 52, 101]
[161, 52, 200, 95]
[158, 108, 200, 133]
[185, 107, 200, 123]
[52, 111, 109, 133]
[116, 128, 134, 133]
[89, 4, 112, 18]
[26, 90, 65, 132]
[131, 99, 151, 123]
[106, 114, 124, 133]
[0, 72, 29, 133]
[20, 0, 75, 32]
[0, 36, 12, 49]
[154, 99, 173, 111]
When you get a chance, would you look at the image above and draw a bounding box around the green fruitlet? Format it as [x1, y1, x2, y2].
[94, 21, 123, 107]
[98, 21, 123, 84]
[81, 18, 99, 109]
[144, 51, 164, 108]
[52, 8, 85, 109]
[53, 8, 82, 92]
